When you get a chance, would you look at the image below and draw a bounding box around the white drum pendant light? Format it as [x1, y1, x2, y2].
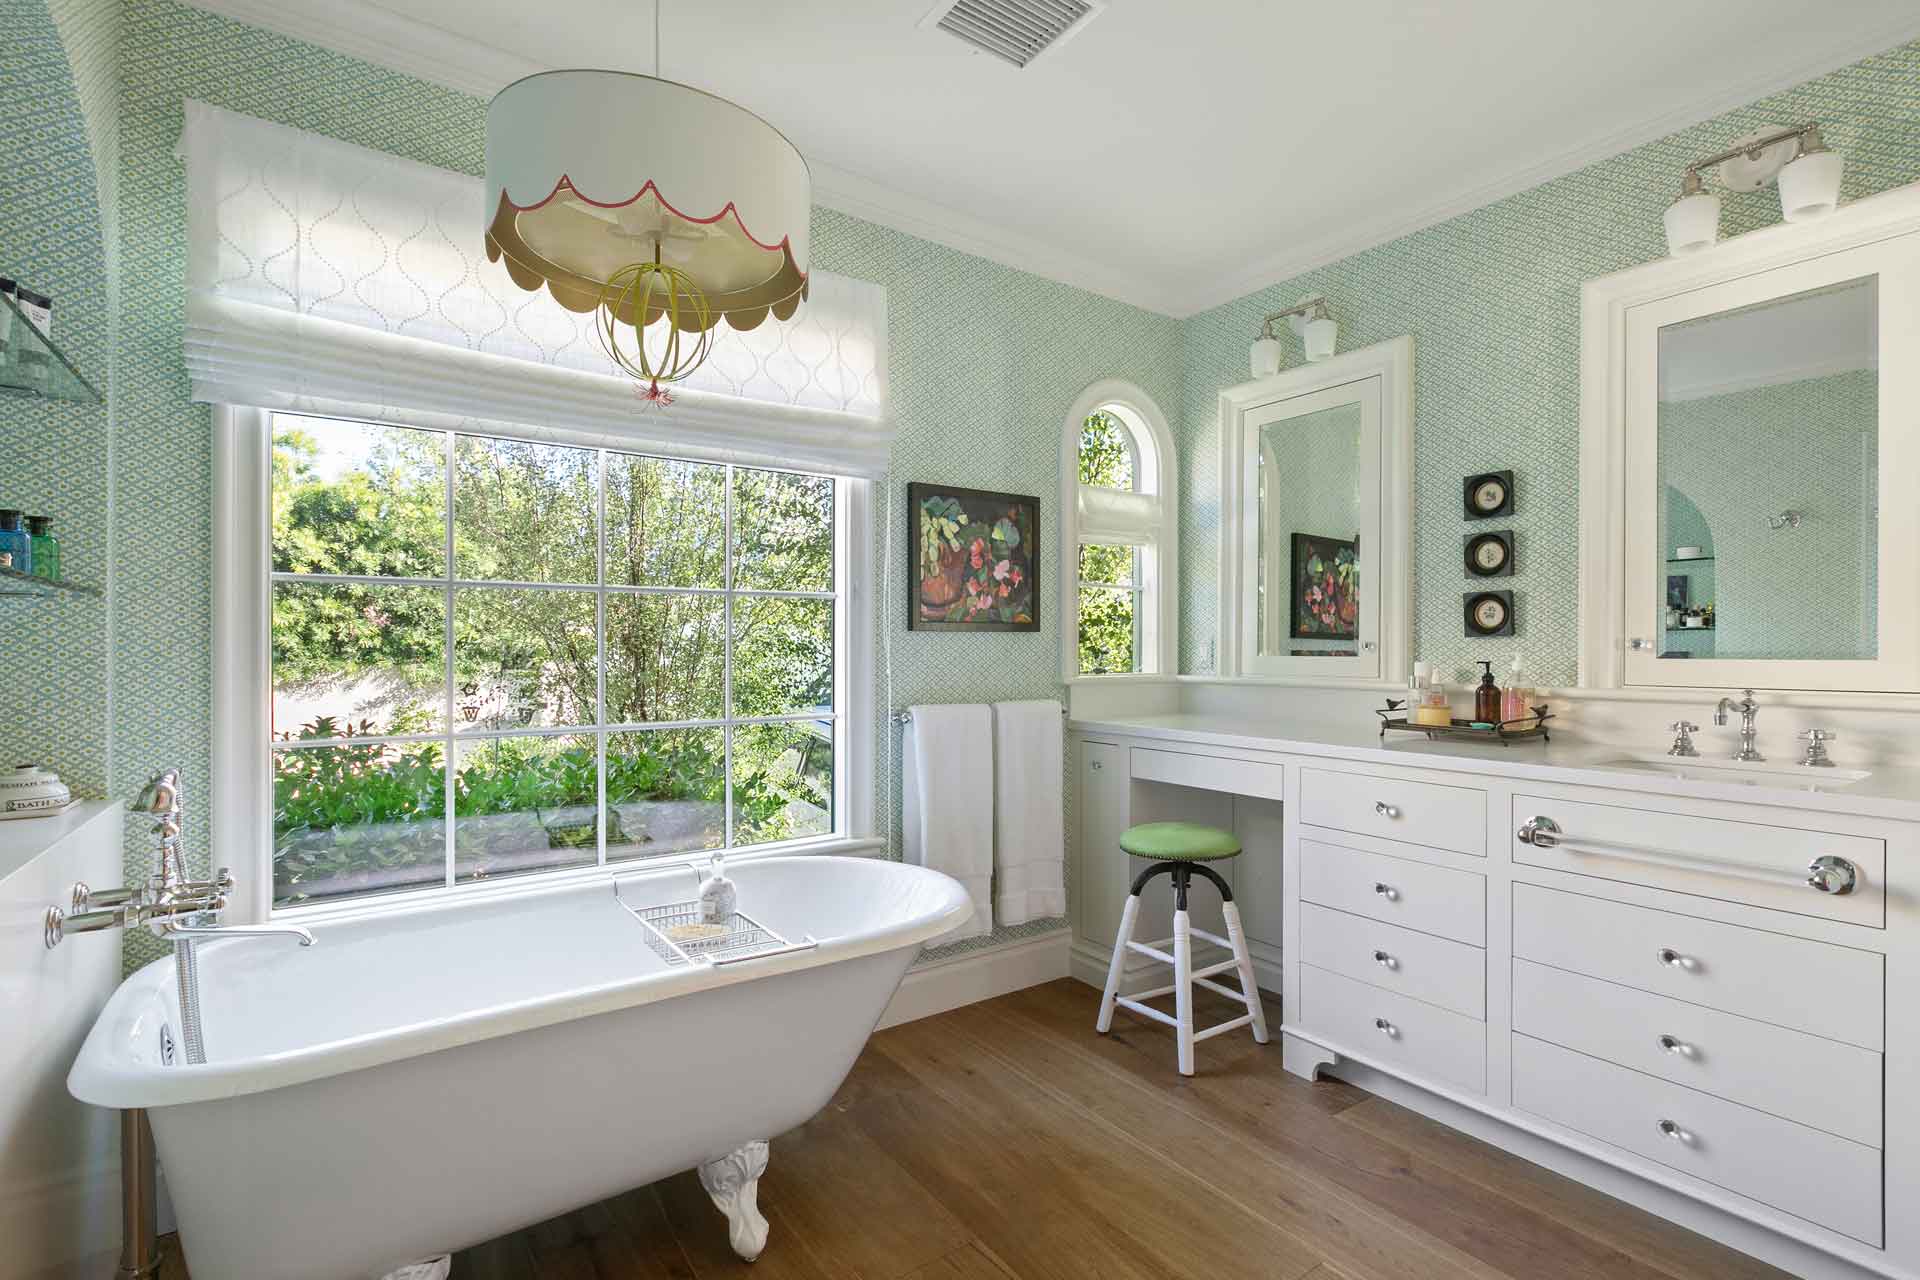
[485, 35, 810, 404]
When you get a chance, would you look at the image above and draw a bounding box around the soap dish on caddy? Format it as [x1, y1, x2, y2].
[615, 879, 817, 968]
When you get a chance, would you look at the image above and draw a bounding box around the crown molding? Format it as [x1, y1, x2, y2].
[1173, 10, 1920, 317]
[183, 0, 1920, 320]
[179, 0, 1179, 316]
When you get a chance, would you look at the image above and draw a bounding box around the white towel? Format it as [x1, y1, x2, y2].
[903, 703, 994, 943]
[992, 699, 1067, 925]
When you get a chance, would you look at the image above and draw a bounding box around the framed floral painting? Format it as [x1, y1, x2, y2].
[908, 483, 1039, 631]
[1289, 532, 1358, 640]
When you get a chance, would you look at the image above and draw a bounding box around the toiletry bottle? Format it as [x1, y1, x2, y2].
[1414, 666, 1452, 726]
[1473, 660, 1501, 724]
[0, 510, 31, 575]
[1500, 653, 1532, 722]
[25, 516, 57, 581]
[1406, 661, 1427, 719]
[699, 854, 737, 925]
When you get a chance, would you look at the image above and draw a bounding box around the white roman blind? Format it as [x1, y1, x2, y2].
[178, 101, 891, 476]
[1076, 486, 1163, 545]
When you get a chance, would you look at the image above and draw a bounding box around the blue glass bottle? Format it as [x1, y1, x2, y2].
[0, 510, 31, 575]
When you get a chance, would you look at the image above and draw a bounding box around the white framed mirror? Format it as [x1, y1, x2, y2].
[1217, 337, 1413, 685]
[1580, 181, 1920, 693]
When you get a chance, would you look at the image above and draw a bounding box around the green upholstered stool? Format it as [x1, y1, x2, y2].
[1096, 823, 1269, 1075]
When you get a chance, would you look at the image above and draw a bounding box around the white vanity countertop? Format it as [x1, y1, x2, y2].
[1070, 713, 1920, 823]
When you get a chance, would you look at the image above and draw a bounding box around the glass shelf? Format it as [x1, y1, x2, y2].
[1666, 556, 1715, 564]
[0, 564, 100, 599]
[0, 292, 101, 405]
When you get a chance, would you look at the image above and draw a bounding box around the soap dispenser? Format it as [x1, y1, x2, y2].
[1473, 660, 1502, 724]
[699, 854, 738, 925]
[1500, 652, 1532, 722]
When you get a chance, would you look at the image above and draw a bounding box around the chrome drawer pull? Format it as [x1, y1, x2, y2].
[1374, 1017, 1399, 1039]
[1656, 1118, 1695, 1145]
[1656, 947, 1696, 970]
[1518, 816, 1858, 896]
[1374, 800, 1401, 819]
[1372, 881, 1399, 901]
[1372, 949, 1398, 971]
[1657, 1034, 1696, 1058]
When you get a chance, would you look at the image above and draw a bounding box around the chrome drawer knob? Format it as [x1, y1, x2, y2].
[1372, 949, 1398, 971]
[1374, 801, 1401, 819]
[1657, 1034, 1695, 1058]
[1374, 1017, 1399, 1039]
[1806, 855, 1858, 896]
[1372, 881, 1399, 902]
[1656, 1118, 1694, 1145]
[1656, 947, 1694, 970]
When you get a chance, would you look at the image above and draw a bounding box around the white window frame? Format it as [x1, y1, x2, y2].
[212, 404, 875, 925]
[1058, 380, 1178, 682]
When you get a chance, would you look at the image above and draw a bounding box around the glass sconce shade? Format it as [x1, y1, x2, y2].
[1303, 315, 1338, 362]
[1778, 148, 1844, 222]
[1663, 191, 1721, 256]
[1250, 334, 1283, 378]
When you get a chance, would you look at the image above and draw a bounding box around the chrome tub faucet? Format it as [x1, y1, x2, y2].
[1714, 689, 1764, 762]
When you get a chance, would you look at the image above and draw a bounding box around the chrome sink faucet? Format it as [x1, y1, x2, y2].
[1714, 689, 1764, 762]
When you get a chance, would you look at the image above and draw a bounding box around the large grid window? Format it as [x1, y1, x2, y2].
[267, 414, 841, 909]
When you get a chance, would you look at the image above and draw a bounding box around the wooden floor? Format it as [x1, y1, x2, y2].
[160, 979, 1789, 1280]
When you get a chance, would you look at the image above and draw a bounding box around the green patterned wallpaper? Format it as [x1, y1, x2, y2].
[1177, 37, 1920, 688]
[0, 0, 112, 797]
[112, 0, 1179, 965]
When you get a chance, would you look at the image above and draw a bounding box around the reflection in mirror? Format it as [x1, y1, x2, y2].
[1656, 276, 1877, 661]
[1257, 401, 1362, 656]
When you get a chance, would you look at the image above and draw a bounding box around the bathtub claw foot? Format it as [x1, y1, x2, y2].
[698, 1140, 770, 1261]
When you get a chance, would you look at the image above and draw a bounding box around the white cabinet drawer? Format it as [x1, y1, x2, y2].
[1297, 964, 1485, 1095]
[1132, 747, 1285, 802]
[1513, 959, 1882, 1148]
[1302, 767, 1484, 857]
[1511, 790, 1884, 927]
[1298, 903, 1485, 1018]
[1513, 1035, 1881, 1247]
[1512, 883, 1883, 1049]
[1299, 839, 1485, 945]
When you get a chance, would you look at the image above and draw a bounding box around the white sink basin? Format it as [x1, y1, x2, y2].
[1590, 754, 1872, 789]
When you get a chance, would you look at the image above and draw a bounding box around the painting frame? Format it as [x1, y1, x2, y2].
[906, 482, 1040, 633]
[1288, 532, 1359, 641]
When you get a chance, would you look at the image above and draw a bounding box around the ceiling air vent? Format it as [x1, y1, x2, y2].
[922, 0, 1103, 69]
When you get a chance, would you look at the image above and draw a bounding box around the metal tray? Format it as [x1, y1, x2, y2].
[1376, 700, 1552, 745]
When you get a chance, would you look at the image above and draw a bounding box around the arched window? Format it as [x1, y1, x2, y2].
[1061, 382, 1176, 677]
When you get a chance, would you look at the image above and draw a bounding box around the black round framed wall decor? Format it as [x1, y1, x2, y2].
[1463, 470, 1513, 519]
[1464, 589, 1514, 637]
[1464, 529, 1514, 577]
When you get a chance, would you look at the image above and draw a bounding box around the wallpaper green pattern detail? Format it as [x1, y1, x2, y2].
[112, 0, 1178, 966]
[0, 0, 112, 797]
[1177, 36, 1920, 688]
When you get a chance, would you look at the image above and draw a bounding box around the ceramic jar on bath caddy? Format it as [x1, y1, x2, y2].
[0, 763, 74, 819]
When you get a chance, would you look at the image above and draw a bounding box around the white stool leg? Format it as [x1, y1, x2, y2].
[1221, 900, 1269, 1044]
[1173, 907, 1195, 1076]
[1095, 893, 1140, 1034]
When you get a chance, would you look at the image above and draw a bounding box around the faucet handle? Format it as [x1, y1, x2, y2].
[1799, 728, 1837, 767]
[1802, 728, 1838, 742]
[1667, 721, 1701, 757]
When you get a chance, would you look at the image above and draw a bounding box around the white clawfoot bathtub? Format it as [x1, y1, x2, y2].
[69, 856, 970, 1280]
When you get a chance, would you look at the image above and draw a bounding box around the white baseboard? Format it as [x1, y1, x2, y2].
[878, 929, 1072, 1029]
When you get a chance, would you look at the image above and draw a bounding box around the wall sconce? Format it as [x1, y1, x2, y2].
[1663, 122, 1844, 257]
[1250, 296, 1338, 377]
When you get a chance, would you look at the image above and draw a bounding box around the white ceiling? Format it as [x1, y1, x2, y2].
[1660, 278, 1878, 402]
[189, 0, 1920, 316]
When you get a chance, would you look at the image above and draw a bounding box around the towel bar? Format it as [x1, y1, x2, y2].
[893, 706, 1068, 724]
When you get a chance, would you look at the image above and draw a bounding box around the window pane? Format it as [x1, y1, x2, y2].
[454, 588, 597, 730]
[273, 583, 446, 738]
[605, 453, 726, 588]
[1078, 585, 1137, 674]
[732, 721, 832, 847]
[273, 741, 445, 907]
[1079, 410, 1134, 490]
[605, 593, 727, 723]
[453, 436, 597, 583]
[733, 468, 832, 592]
[606, 728, 725, 861]
[1077, 542, 1135, 587]
[453, 734, 599, 882]
[732, 596, 833, 717]
[272, 417, 446, 578]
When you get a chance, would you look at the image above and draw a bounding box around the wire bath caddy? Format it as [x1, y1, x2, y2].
[615, 879, 818, 968]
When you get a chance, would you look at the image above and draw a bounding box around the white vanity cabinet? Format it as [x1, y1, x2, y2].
[1068, 718, 1920, 1280]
